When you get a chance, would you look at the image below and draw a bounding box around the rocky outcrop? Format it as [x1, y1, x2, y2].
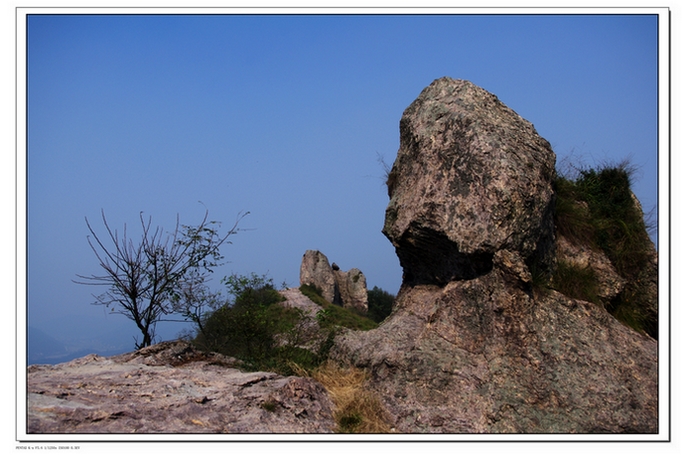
[27, 78, 658, 435]
[333, 267, 369, 314]
[300, 250, 368, 314]
[332, 77, 657, 433]
[383, 77, 556, 286]
[299, 250, 337, 304]
[28, 340, 335, 433]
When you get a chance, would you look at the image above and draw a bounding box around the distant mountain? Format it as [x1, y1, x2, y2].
[27, 326, 131, 365]
[26, 320, 195, 365]
[27, 327, 68, 364]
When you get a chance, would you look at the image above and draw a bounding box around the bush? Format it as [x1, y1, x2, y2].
[553, 161, 657, 338]
[553, 176, 596, 246]
[574, 164, 653, 278]
[367, 286, 394, 323]
[194, 274, 320, 374]
[195, 289, 289, 362]
[316, 304, 378, 331]
[299, 284, 378, 331]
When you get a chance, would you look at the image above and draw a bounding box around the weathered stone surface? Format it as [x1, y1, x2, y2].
[556, 234, 626, 301]
[332, 77, 658, 433]
[334, 268, 369, 314]
[300, 250, 337, 303]
[383, 77, 556, 286]
[331, 272, 658, 433]
[28, 340, 335, 434]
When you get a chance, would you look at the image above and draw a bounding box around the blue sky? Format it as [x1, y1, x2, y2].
[24, 12, 662, 361]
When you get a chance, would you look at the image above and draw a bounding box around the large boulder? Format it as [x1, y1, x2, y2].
[383, 77, 556, 286]
[332, 77, 657, 433]
[332, 278, 657, 433]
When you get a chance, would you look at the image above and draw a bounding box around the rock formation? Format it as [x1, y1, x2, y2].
[333, 267, 369, 314]
[383, 77, 556, 286]
[331, 77, 657, 433]
[28, 340, 335, 433]
[299, 250, 337, 304]
[300, 250, 369, 314]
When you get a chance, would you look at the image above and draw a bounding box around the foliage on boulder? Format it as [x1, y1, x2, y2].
[552, 162, 658, 338]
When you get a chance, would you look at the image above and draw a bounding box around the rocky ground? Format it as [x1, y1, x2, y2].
[27, 339, 335, 434]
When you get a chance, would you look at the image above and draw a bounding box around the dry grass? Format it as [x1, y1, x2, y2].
[296, 361, 392, 433]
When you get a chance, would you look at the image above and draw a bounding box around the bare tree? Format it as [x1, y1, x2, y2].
[75, 209, 247, 349]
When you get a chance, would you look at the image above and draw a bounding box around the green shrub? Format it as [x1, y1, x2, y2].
[299, 284, 378, 331]
[553, 176, 595, 246]
[338, 413, 363, 432]
[195, 292, 291, 363]
[194, 274, 322, 374]
[553, 161, 657, 338]
[256, 346, 321, 376]
[261, 401, 277, 412]
[574, 164, 653, 279]
[316, 304, 378, 331]
[367, 286, 395, 323]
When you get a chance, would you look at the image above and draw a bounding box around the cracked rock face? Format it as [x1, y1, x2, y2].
[383, 77, 556, 286]
[331, 272, 658, 433]
[27, 341, 335, 434]
[556, 234, 627, 301]
[333, 267, 369, 314]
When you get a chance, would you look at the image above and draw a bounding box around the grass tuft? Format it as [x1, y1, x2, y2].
[308, 361, 392, 433]
[261, 400, 277, 412]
